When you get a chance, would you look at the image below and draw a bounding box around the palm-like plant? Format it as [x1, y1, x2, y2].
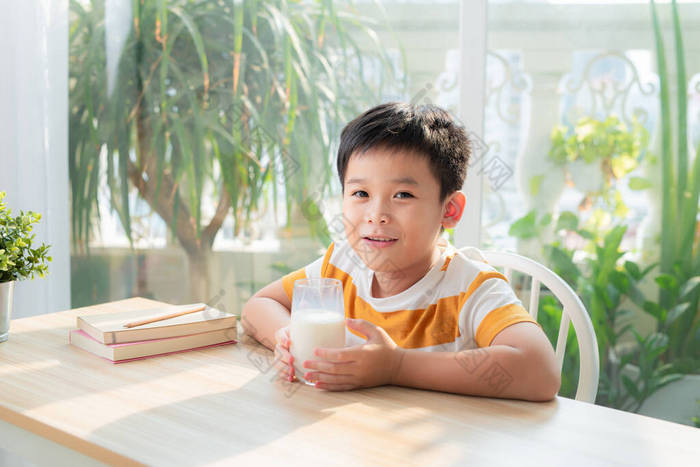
[69, 0, 400, 300]
[649, 0, 700, 370]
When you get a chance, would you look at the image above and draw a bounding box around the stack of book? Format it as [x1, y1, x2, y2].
[69, 303, 237, 363]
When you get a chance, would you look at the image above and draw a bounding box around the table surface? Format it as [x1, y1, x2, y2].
[0, 297, 698, 466]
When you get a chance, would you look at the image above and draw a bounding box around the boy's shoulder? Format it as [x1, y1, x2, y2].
[440, 244, 502, 279]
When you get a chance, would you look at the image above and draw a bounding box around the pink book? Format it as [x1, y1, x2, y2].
[69, 328, 237, 363]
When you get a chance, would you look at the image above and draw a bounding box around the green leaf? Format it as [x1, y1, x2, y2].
[594, 284, 613, 309]
[529, 174, 544, 196]
[508, 210, 538, 239]
[539, 213, 552, 227]
[556, 211, 578, 231]
[546, 245, 580, 283]
[641, 263, 658, 278]
[643, 301, 665, 321]
[628, 177, 653, 190]
[616, 323, 633, 339]
[604, 225, 627, 252]
[624, 261, 642, 280]
[655, 274, 678, 291]
[646, 337, 669, 361]
[671, 0, 688, 207]
[626, 282, 647, 309]
[655, 373, 683, 389]
[666, 302, 691, 326]
[578, 229, 595, 240]
[610, 270, 630, 293]
[621, 375, 641, 400]
[168, 5, 209, 95]
[679, 276, 700, 301]
[650, 0, 676, 282]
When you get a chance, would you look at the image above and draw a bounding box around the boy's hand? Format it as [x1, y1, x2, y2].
[302, 318, 405, 391]
[273, 326, 296, 382]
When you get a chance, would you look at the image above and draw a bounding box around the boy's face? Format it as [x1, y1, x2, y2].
[342, 147, 462, 275]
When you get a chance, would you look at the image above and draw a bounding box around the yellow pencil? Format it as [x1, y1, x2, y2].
[123, 304, 207, 328]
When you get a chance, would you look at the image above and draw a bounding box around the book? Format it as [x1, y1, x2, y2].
[77, 303, 237, 344]
[69, 328, 237, 363]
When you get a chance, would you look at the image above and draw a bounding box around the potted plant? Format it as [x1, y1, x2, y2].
[547, 115, 647, 209]
[0, 192, 52, 342]
[69, 0, 400, 301]
[629, 0, 700, 426]
[509, 209, 682, 411]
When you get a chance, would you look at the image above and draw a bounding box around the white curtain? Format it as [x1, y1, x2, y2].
[0, 0, 69, 318]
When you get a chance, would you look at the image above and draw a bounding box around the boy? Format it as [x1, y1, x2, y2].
[241, 103, 560, 401]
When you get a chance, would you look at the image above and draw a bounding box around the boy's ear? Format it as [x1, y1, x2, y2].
[441, 191, 466, 229]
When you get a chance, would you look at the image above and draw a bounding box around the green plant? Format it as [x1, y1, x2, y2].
[554, 223, 680, 411]
[545, 115, 648, 217]
[619, 331, 682, 412]
[536, 293, 580, 398]
[508, 210, 552, 241]
[510, 211, 681, 410]
[649, 0, 700, 368]
[0, 192, 52, 282]
[69, 0, 400, 300]
[549, 116, 647, 176]
[636, 271, 700, 373]
[507, 0, 699, 417]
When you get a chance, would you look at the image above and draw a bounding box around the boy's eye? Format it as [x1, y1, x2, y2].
[351, 190, 368, 198]
[395, 192, 414, 199]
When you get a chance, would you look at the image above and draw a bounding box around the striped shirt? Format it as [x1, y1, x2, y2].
[282, 239, 537, 351]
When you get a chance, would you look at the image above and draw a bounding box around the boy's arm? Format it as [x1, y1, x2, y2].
[241, 279, 291, 351]
[309, 320, 560, 402]
[391, 321, 561, 401]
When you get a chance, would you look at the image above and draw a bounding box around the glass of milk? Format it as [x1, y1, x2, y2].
[289, 278, 346, 386]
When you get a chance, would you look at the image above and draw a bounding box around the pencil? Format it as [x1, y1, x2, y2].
[123, 304, 208, 328]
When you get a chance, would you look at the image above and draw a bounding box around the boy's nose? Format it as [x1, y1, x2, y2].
[365, 198, 391, 224]
[366, 210, 389, 224]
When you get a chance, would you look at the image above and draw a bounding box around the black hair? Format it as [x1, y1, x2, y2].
[337, 102, 471, 201]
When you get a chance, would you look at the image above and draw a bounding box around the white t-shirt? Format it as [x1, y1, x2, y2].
[282, 239, 537, 351]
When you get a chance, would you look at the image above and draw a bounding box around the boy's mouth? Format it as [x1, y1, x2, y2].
[362, 235, 398, 248]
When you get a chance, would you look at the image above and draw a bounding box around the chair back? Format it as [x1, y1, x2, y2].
[458, 247, 600, 403]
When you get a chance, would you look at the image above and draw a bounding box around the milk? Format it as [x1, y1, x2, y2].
[289, 309, 346, 383]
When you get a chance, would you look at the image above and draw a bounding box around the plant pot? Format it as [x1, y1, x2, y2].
[568, 159, 604, 194]
[0, 281, 15, 343]
[621, 362, 699, 427]
[638, 373, 700, 427]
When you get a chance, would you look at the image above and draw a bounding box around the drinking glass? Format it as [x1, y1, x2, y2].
[289, 278, 346, 386]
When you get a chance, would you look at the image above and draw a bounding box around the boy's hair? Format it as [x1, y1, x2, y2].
[337, 102, 471, 201]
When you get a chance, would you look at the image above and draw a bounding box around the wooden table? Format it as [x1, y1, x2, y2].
[0, 298, 698, 466]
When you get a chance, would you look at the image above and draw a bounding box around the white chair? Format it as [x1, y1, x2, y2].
[457, 247, 600, 403]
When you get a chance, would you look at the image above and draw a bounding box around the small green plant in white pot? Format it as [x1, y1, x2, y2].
[0, 192, 51, 342]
